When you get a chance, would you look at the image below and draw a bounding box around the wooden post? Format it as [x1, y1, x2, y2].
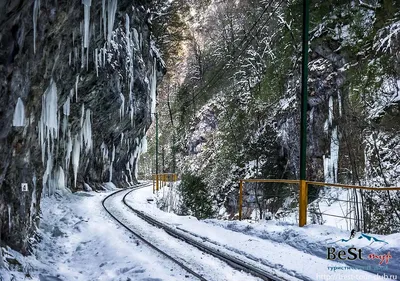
[156, 174, 159, 191]
[239, 180, 243, 221]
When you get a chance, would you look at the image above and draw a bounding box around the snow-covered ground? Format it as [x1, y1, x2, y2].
[125, 183, 400, 281]
[1, 185, 206, 281]
[1, 182, 399, 281]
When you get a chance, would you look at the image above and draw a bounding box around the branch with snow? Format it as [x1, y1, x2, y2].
[374, 20, 400, 54]
[358, 0, 379, 10]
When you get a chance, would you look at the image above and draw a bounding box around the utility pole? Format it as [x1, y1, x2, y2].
[299, 0, 310, 227]
[167, 88, 176, 174]
[155, 112, 159, 191]
[172, 134, 176, 173]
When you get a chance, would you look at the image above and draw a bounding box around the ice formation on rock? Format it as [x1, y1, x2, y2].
[72, 135, 81, 188]
[82, 109, 93, 152]
[12, 98, 25, 127]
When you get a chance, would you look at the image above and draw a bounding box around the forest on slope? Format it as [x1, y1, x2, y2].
[141, 0, 400, 234]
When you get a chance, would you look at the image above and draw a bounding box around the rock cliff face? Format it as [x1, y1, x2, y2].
[0, 0, 164, 253]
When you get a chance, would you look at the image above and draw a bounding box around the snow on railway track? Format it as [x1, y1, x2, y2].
[102, 182, 290, 281]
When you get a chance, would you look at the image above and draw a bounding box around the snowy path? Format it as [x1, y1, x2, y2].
[104, 187, 261, 281]
[124, 184, 387, 281]
[2, 189, 209, 281]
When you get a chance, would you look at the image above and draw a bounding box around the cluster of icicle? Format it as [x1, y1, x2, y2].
[13, 0, 160, 195]
[323, 94, 342, 183]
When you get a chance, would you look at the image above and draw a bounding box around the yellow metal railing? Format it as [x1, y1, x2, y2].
[238, 179, 400, 226]
[152, 173, 178, 193]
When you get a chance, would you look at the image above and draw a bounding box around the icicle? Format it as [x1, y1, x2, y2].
[328, 95, 333, 126]
[80, 21, 85, 68]
[330, 126, 339, 183]
[75, 75, 79, 101]
[40, 79, 58, 146]
[129, 153, 134, 166]
[112, 144, 115, 162]
[133, 28, 139, 48]
[102, 0, 107, 40]
[45, 81, 58, 129]
[39, 116, 44, 163]
[103, 49, 106, 67]
[13, 98, 25, 127]
[33, 0, 40, 54]
[62, 115, 68, 136]
[109, 144, 115, 182]
[66, 130, 72, 170]
[130, 104, 134, 127]
[338, 91, 342, 117]
[69, 52, 72, 66]
[135, 150, 141, 180]
[80, 104, 85, 149]
[72, 135, 81, 187]
[101, 142, 108, 161]
[99, 9, 102, 40]
[120, 132, 124, 146]
[56, 167, 65, 189]
[63, 96, 70, 116]
[141, 135, 147, 153]
[107, 0, 117, 43]
[126, 161, 133, 183]
[125, 14, 130, 49]
[95, 48, 99, 77]
[30, 173, 37, 226]
[82, 109, 92, 153]
[8, 205, 11, 232]
[86, 40, 90, 71]
[324, 119, 329, 134]
[119, 93, 125, 120]
[81, 42, 84, 69]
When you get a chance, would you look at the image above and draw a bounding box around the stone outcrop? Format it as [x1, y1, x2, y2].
[0, 0, 164, 254]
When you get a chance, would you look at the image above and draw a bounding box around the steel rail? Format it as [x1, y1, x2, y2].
[101, 183, 208, 281]
[122, 189, 286, 281]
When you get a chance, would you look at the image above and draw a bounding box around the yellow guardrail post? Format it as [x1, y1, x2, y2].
[239, 180, 243, 221]
[156, 174, 159, 191]
[153, 174, 155, 194]
[299, 180, 308, 227]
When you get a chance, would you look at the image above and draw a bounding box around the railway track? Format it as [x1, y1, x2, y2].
[102, 182, 207, 281]
[102, 182, 286, 281]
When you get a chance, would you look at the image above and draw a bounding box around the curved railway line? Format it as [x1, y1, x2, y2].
[102, 182, 286, 281]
